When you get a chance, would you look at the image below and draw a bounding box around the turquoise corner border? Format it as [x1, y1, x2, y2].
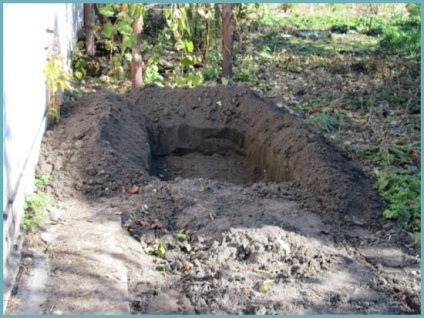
[0, 1, 422, 317]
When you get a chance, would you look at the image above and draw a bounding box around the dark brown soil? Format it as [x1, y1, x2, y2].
[25, 85, 420, 314]
[53, 85, 382, 226]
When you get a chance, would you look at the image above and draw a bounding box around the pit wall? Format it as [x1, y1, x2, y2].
[2, 3, 83, 311]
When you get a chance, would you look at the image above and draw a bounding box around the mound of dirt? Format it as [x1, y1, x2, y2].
[32, 84, 420, 314]
[44, 85, 380, 226]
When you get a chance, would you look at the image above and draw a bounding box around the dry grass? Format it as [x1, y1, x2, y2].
[269, 3, 408, 19]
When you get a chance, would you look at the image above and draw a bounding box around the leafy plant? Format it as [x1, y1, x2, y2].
[358, 145, 421, 238]
[307, 112, 338, 133]
[74, 58, 88, 80]
[376, 166, 420, 232]
[378, 11, 420, 59]
[43, 37, 73, 125]
[175, 229, 188, 241]
[22, 175, 52, 232]
[406, 3, 420, 18]
[155, 239, 166, 258]
[35, 173, 50, 187]
[144, 64, 164, 85]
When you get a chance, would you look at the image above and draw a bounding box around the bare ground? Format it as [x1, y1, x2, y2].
[6, 85, 420, 314]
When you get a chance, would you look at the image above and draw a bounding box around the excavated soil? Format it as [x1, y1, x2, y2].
[12, 85, 420, 314]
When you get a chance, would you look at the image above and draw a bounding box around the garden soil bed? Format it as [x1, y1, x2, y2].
[8, 85, 420, 314]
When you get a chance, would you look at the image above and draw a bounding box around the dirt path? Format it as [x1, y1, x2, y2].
[6, 85, 420, 314]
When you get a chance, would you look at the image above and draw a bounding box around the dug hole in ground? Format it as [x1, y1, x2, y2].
[6, 85, 420, 314]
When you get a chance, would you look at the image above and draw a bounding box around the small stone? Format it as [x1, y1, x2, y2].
[39, 162, 53, 175]
[53, 311, 64, 315]
[174, 260, 183, 270]
[74, 140, 84, 148]
[40, 232, 53, 244]
[86, 167, 97, 176]
[192, 259, 202, 268]
[290, 264, 302, 276]
[126, 185, 139, 194]
[182, 262, 193, 270]
[181, 242, 192, 253]
[253, 305, 267, 315]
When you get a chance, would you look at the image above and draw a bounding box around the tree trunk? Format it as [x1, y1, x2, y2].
[214, 4, 221, 38]
[94, 4, 108, 25]
[221, 4, 232, 78]
[131, 17, 144, 89]
[84, 4, 95, 56]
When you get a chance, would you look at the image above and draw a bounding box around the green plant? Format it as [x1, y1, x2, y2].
[377, 9, 421, 59]
[45, 242, 53, 254]
[22, 182, 51, 233]
[406, 3, 420, 18]
[357, 145, 421, 238]
[145, 64, 164, 85]
[307, 112, 338, 133]
[155, 239, 166, 258]
[379, 26, 419, 57]
[99, 4, 144, 57]
[74, 58, 88, 80]
[163, 4, 210, 87]
[35, 173, 50, 187]
[43, 37, 73, 125]
[128, 200, 136, 220]
[376, 166, 420, 233]
[175, 229, 187, 241]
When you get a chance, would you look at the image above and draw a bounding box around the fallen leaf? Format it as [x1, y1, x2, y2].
[260, 279, 274, 294]
[126, 185, 139, 194]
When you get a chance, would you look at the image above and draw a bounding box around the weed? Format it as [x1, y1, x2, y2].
[43, 37, 73, 126]
[376, 165, 420, 232]
[74, 58, 88, 80]
[379, 25, 420, 58]
[175, 229, 188, 241]
[45, 242, 54, 254]
[155, 239, 166, 258]
[307, 112, 338, 133]
[144, 64, 164, 86]
[22, 191, 51, 233]
[128, 200, 136, 220]
[377, 6, 420, 59]
[359, 145, 421, 236]
[35, 173, 50, 187]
